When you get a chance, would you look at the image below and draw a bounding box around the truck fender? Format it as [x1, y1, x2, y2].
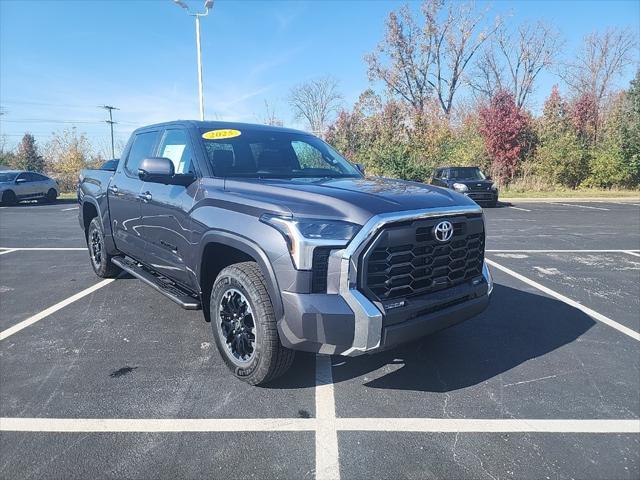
[80, 196, 118, 256]
[196, 230, 284, 322]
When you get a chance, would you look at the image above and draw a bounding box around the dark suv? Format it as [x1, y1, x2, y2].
[431, 166, 498, 207]
[78, 121, 493, 384]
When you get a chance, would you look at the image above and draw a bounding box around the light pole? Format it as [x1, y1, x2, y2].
[174, 0, 214, 121]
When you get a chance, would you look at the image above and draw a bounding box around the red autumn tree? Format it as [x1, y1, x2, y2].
[570, 92, 599, 144]
[479, 90, 529, 183]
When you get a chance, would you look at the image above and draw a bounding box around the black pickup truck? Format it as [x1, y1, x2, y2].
[78, 121, 492, 384]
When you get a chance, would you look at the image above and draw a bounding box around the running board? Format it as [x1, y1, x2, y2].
[111, 256, 201, 310]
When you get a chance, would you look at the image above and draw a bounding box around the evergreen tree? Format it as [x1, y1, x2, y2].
[14, 133, 45, 172]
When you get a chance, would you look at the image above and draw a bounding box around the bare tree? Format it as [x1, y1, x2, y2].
[560, 27, 638, 103]
[364, 5, 433, 112]
[288, 77, 342, 137]
[365, 0, 501, 116]
[261, 100, 284, 127]
[472, 21, 563, 109]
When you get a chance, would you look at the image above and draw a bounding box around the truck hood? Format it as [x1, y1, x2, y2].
[217, 177, 477, 225]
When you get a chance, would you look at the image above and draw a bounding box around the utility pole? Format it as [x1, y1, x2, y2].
[99, 105, 119, 159]
[173, 0, 214, 121]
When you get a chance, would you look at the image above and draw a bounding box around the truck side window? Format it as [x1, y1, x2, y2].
[125, 131, 159, 177]
[158, 129, 194, 175]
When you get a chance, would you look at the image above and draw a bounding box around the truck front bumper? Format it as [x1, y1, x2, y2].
[277, 206, 493, 356]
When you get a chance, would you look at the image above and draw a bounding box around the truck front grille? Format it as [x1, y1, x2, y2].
[361, 215, 484, 301]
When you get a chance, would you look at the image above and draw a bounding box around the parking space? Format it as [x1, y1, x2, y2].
[0, 199, 638, 479]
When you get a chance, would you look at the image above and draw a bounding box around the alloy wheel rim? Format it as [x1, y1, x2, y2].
[217, 288, 257, 364]
[90, 229, 102, 267]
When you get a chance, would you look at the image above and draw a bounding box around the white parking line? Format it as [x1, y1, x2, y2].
[2, 417, 637, 434]
[624, 251, 640, 258]
[0, 417, 314, 432]
[0, 249, 18, 255]
[0, 247, 86, 251]
[486, 259, 640, 341]
[316, 354, 340, 480]
[0, 279, 114, 341]
[61, 206, 79, 211]
[486, 249, 640, 253]
[335, 418, 640, 433]
[550, 202, 609, 211]
[508, 206, 531, 212]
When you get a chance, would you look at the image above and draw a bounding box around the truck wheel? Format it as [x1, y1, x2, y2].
[210, 262, 294, 385]
[1, 190, 17, 206]
[87, 217, 120, 278]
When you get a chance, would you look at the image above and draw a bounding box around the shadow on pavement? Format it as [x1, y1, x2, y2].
[328, 283, 595, 392]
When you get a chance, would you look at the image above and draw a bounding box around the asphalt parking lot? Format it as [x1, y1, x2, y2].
[0, 199, 639, 479]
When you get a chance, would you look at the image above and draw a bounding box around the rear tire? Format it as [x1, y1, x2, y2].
[1, 190, 17, 206]
[210, 262, 294, 385]
[87, 217, 120, 278]
[45, 188, 58, 203]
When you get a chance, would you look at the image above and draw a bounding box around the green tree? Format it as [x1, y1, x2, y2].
[14, 133, 45, 172]
[535, 86, 589, 188]
[620, 71, 640, 185]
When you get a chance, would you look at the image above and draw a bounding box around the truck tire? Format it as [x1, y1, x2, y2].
[87, 217, 120, 278]
[210, 262, 294, 385]
[1, 190, 17, 206]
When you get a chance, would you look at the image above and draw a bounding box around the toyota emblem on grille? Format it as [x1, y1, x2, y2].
[433, 220, 453, 242]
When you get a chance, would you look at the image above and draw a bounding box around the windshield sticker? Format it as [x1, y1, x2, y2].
[202, 129, 241, 140]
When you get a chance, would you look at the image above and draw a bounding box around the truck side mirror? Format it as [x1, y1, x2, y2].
[355, 163, 366, 175]
[138, 157, 175, 184]
[138, 157, 196, 186]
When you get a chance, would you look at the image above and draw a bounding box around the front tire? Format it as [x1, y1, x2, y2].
[87, 217, 120, 278]
[210, 262, 294, 385]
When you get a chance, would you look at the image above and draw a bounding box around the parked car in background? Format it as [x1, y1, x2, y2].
[431, 166, 498, 207]
[0, 170, 59, 205]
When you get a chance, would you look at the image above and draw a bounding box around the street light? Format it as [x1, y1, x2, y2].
[173, 0, 214, 121]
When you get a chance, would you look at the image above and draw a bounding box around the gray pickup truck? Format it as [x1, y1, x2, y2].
[78, 121, 492, 385]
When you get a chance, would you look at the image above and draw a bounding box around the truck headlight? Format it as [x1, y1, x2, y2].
[260, 214, 360, 270]
[453, 183, 468, 192]
[490, 183, 498, 191]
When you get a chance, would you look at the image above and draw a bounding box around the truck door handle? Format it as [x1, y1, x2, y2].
[108, 185, 119, 195]
[138, 191, 152, 202]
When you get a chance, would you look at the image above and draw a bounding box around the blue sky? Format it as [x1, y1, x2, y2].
[1, 0, 638, 156]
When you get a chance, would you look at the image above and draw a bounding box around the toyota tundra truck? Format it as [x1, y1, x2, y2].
[78, 121, 493, 385]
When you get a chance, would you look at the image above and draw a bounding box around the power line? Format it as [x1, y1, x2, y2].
[0, 118, 138, 125]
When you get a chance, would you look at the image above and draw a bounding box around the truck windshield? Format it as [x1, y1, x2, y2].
[449, 167, 486, 180]
[0, 172, 18, 182]
[200, 128, 361, 179]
